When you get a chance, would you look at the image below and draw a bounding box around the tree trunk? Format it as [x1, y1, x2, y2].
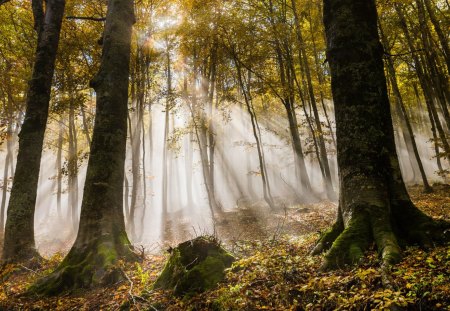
[80, 103, 91, 146]
[395, 4, 450, 162]
[235, 61, 275, 210]
[379, 24, 432, 192]
[313, 0, 449, 270]
[55, 115, 63, 220]
[291, 0, 336, 200]
[2, 0, 66, 262]
[0, 124, 13, 233]
[161, 51, 171, 235]
[31, 0, 137, 294]
[270, 33, 313, 196]
[422, 0, 450, 74]
[416, 0, 450, 132]
[68, 101, 79, 233]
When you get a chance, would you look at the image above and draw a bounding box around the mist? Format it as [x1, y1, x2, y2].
[0, 94, 445, 257]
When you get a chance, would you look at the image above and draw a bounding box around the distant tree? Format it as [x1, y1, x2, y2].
[2, 0, 66, 262]
[313, 0, 449, 269]
[31, 0, 138, 294]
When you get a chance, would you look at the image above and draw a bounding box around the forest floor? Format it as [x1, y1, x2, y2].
[0, 184, 449, 310]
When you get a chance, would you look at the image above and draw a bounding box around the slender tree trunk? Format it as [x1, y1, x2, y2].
[31, 0, 137, 294]
[306, 4, 337, 149]
[3, 0, 66, 262]
[427, 97, 447, 175]
[129, 75, 143, 242]
[416, 0, 450, 132]
[162, 52, 171, 230]
[235, 61, 275, 210]
[182, 78, 194, 208]
[185, 133, 194, 208]
[68, 101, 79, 233]
[291, 0, 336, 200]
[380, 24, 432, 192]
[56, 115, 63, 220]
[285, 102, 313, 194]
[1, 81, 15, 234]
[208, 43, 218, 199]
[0, 124, 13, 232]
[395, 4, 450, 161]
[80, 103, 91, 146]
[422, 0, 450, 74]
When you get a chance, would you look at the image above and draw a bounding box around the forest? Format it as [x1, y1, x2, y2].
[0, 0, 449, 309]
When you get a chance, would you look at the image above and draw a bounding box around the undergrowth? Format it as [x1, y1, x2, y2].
[0, 184, 448, 310]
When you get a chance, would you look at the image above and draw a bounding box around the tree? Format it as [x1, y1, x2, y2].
[312, 0, 449, 269]
[2, 0, 66, 262]
[31, 0, 137, 294]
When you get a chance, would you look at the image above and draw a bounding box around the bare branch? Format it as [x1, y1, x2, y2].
[66, 15, 106, 22]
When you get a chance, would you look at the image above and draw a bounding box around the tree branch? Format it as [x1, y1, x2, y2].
[66, 15, 106, 22]
[384, 49, 424, 58]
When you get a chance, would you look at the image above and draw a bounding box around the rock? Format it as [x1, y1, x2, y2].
[153, 236, 235, 297]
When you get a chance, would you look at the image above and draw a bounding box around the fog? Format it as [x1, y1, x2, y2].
[0, 99, 445, 256]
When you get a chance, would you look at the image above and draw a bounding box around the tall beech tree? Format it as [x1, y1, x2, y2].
[2, 0, 66, 262]
[312, 0, 449, 269]
[31, 0, 137, 294]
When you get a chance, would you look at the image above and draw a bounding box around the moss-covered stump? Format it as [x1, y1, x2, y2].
[153, 236, 235, 297]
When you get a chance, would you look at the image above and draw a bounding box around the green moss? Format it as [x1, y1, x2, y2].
[153, 236, 235, 297]
[312, 221, 344, 255]
[323, 211, 371, 269]
[27, 234, 134, 296]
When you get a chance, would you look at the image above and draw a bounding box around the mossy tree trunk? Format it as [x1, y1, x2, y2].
[31, 0, 137, 295]
[313, 0, 449, 270]
[2, 0, 65, 263]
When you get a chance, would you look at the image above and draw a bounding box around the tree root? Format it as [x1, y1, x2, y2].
[315, 201, 450, 271]
[311, 221, 343, 255]
[320, 213, 372, 270]
[28, 237, 138, 296]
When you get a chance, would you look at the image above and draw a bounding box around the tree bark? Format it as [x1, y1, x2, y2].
[31, 0, 137, 294]
[235, 61, 275, 210]
[291, 0, 336, 200]
[56, 115, 63, 220]
[422, 0, 450, 74]
[313, 0, 449, 270]
[379, 24, 432, 193]
[68, 101, 79, 233]
[2, 0, 66, 262]
[395, 4, 450, 163]
[161, 50, 172, 236]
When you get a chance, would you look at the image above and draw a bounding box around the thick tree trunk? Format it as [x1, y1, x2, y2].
[313, 0, 449, 270]
[2, 0, 66, 262]
[31, 0, 137, 294]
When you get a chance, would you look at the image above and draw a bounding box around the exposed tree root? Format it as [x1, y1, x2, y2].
[314, 202, 450, 271]
[311, 220, 343, 255]
[28, 236, 138, 296]
[1, 248, 45, 268]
